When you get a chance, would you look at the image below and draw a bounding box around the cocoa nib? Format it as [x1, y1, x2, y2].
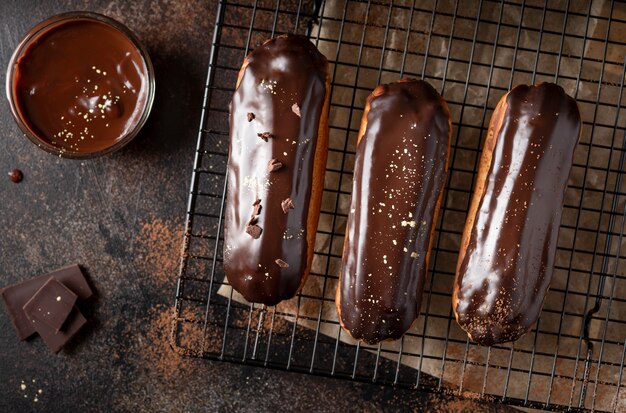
[291, 103, 301, 118]
[275, 259, 289, 268]
[246, 199, 262, 238]
[267, 159, 283, 172]
[246, 224, 262, 239]
[247, 112, 255, 122]
[257, 132, 274, 142]
[252, 199, 262, 216]
[281, 198, 295, 214]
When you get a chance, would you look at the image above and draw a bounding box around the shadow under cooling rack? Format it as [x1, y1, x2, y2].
[172, 1, 626, 411]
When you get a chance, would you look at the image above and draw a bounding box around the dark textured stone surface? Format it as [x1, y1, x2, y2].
[0, 1, 517, 411]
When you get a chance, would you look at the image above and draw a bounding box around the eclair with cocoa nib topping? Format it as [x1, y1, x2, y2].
[224, 34, 330, 306]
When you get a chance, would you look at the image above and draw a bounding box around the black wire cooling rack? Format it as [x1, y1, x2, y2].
[172, 1, 626, 411]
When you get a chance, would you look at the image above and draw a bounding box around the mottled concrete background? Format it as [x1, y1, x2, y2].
[0, 1, 516, 411]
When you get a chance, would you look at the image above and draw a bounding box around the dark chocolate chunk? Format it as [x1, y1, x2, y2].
[291, 103, 301, 117]
[281, 198, 295, 214]
[257, 132, 275, 142]
[275, 259, 289, 268]
[33, 307, 87, 353]
[245, 224, 263, 239]
[23, 278, 77, 333]
[0, 264, 92, 340]
[9, 169, 23, 183]
[247, 112, 255, 122]
[267, 159, 283, 172]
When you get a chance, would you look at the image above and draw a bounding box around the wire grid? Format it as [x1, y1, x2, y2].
[171, 0, 626, 411]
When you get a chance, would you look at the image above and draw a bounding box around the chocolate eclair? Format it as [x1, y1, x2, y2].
[337, 79, 451, 344]
[224, 34, 330, 306]
[453, 83, 581, 346]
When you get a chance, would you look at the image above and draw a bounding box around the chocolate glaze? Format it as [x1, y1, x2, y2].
[453, 83, 581, 346]
[224, 34, 328, 306]
[12, 18, 150, 154]
[338, 79, 451, 344]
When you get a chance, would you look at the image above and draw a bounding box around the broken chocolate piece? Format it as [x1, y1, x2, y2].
[257, 132, 274, 142]
[23, 278, 77, 333]
[246, 224, 263, 239]
[1, 264, 93, 340]
[291, 103, 301, 117]
[247, 112, 255, 122]
[33, 307, 87, 353]
[281, 198, 295, 214]
[275, 259, 289, 268]
[267, 158, 283, 172]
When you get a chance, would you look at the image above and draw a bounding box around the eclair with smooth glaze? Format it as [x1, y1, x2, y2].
[453, 83, 581, 346]
[224, 34, 330, 306]
[337, 79, 451, 344]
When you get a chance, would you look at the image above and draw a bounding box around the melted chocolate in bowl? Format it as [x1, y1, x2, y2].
[8, 15, 152, 157]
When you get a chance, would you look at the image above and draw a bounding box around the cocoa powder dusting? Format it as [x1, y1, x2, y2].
[118, 303, 209, 382]
[231, 306, 290, 337]
[146, 305, 185, 377]
[133, 217, 184, 290]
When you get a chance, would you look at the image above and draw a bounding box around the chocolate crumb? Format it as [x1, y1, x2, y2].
[257, 132, 274, 142]
[267, 159, 283, 172]
[9, 169, 23, 183]
[291, 103, 301, 117]
[275, 259, 289, 268]
[247, 216, 258, 226]
[247, 112, 255, 122]
[245, 224, 262, 239]
[281, 198, 295, 214]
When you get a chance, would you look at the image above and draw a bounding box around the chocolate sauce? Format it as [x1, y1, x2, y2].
[224, 34, 328, 306]
[454, 83, 581, 346]
[338, 79, 451, 344]
[9, 169, 23, 183]
[11, 17, 150, 155]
